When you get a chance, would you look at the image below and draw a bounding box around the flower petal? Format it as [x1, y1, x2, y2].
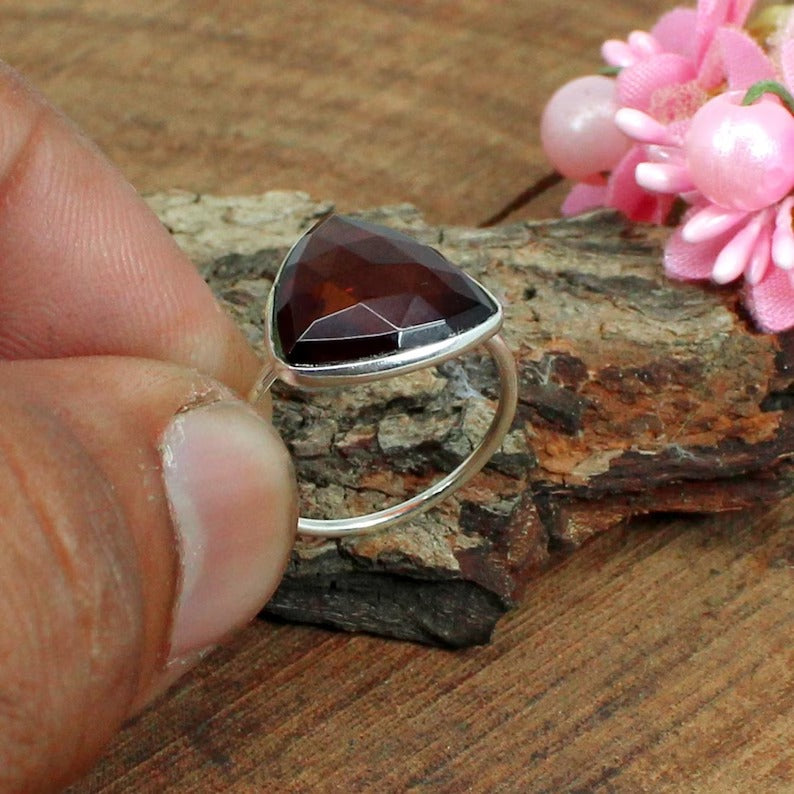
[606, 146, 674, 223]
[694, 0, 745, 64]
[664, 222, 728, 280]
[561, 182, 609, 216]
[717, 27, 776, 90]
[614, 108, 674, 144]
[746, 221, 772, 285]
[744, 262, 794, 332]
[682, 204, 748, 243]
[627, 31, 663, 58]
[772, 196, 794, 269]
[651, 8, 698, 59]
[696, 35, 726, 90]
[780, 38, 794, 94]
[645, 144, 687, 164]
[602, 39, 637, 68]
[616, 53, 697, 111]
[727, 0, 757, 28]
[635, 162, 695, 194]
[712, 211, 769, 284]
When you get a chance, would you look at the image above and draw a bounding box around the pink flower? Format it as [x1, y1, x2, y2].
[544, 0, 764, 223]
[624, 89, 794, 331]
[539, 0, 794, 332]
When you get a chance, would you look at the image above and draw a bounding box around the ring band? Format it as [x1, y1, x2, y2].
[248, 214, 518, 538]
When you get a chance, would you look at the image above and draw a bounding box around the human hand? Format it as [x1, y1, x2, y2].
[0, 63, 297, 791]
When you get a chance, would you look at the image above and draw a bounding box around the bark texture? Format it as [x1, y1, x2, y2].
[148, 190, 794, 646]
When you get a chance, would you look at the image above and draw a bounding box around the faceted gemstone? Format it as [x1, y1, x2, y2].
[272, 214, 497, 366]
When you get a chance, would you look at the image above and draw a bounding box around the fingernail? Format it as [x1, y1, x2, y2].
[160, 400, 296, 663]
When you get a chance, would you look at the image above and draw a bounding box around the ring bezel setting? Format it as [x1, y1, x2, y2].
[262, 288, 505, 389]
[248, 214, 518, 537]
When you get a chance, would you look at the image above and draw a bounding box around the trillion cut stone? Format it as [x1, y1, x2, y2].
[272, 214, 498, 366]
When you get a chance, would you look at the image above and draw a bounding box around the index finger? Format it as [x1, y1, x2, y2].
[0, 63, 260, 394]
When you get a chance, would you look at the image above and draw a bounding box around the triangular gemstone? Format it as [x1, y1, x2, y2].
[272, 215, 498, 366]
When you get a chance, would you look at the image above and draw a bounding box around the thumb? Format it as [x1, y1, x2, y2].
[0, 356, 296, 792]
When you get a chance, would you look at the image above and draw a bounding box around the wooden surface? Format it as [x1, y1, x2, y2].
[1, 2, 790, 791]
[0, 0, 663, 226]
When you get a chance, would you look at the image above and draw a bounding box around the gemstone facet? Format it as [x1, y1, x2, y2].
[272, 215, 498, 366]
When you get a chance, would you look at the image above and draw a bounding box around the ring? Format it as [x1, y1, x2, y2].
[248, 214, 518, 537]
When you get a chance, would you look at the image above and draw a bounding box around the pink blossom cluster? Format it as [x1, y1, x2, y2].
[540, 0, 794, 332]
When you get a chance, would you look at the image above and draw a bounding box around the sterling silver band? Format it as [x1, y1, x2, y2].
[249, 332, 518, 538]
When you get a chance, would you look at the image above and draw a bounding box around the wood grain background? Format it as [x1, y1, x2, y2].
[0, 1, 791, 791]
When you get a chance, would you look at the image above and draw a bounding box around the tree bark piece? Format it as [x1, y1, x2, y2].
[148, 191, 794, 647]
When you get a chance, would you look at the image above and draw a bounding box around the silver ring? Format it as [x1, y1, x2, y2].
[248, 214, 518, 538]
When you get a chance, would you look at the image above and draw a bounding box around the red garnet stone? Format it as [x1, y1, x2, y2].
[273, 215, 497, 366]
